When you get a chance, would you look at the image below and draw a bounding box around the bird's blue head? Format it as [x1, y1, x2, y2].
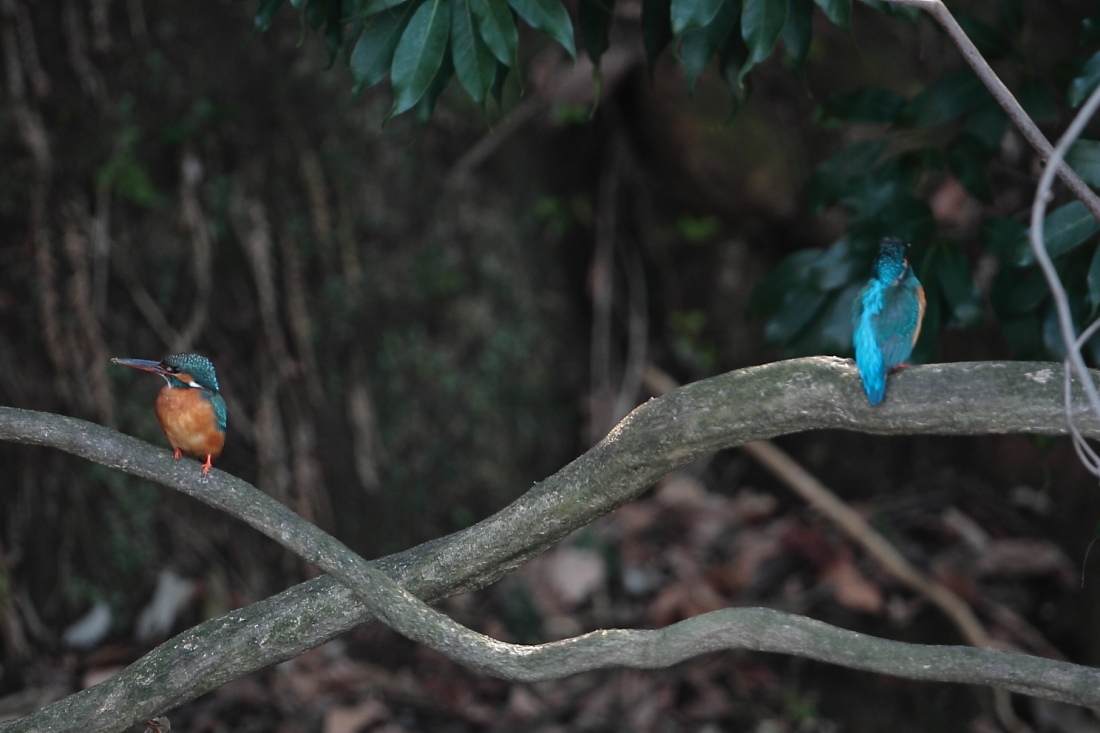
[871, 237, 911, 284]
[112, 353, 221, 392]
[162, 353, 220, 392]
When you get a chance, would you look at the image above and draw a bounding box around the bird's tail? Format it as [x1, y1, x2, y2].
[861, 372, 886, 405]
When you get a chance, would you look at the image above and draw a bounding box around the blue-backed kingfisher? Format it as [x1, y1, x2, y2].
[852, 238, 925, 405]
[112, 353, 227, 475]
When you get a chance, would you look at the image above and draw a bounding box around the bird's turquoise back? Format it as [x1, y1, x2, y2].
[852, 239, 924, 405]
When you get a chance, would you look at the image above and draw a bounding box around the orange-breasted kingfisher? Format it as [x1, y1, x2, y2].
[852, 238, 925, 405]
[111, 353, 227, 475]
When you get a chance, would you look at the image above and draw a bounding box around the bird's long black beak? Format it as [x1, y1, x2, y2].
[111, 357, 171, 376]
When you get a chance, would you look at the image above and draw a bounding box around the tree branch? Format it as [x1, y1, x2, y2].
[1, 358, 1099, 732]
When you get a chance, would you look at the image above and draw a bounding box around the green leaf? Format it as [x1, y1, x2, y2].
[962, 95, 1008, 152]
[895, 146, 945, 180]
[807, 235, 870, 290]
[1067, 139, 1100, 189]
[351, 4, 417, 92]
[763, 287, 828, 346]
[1038, 201, 1100, 260]
[362, 0, 414, 16]
[839, 163, 909, 217]
[993, 202, 1100, 267]
[1083, 516, 1100, 585]
[805, 139, 883, 211]
[946, 134, 992, 202]
[984, 217, 1026, 262]
[490, 59, 509, 103]
[1042, 302, 1071, 359]
[416, 44, 455, 121]
[323, 0, 345, 64]
[857, 0, 917, 21]
[1017, 78, 1059, 124]
[747, 248, 821, 317]
[930, 241, 981, 328]
[507, 0, 576, 58]
[1082, 16, 1100, 46]
[954, 12, 1010, 60]
[680, 0, 740, 92]
[780, 0, 813, 67]
[813, 0, 849, 31]
[817, 283, 863, 354]
[254, 0, 286, 34]
[642, 0, 674, 71]
[991, 264, 1049, 317]
[388, 0, 451, 120]
[1088, 244, 1100, 313]
[717, 17, 749, 116]
[902, 69, 986, 128]
[999, 314, 1044, 359]
[740, 0, 787, 84]
[1069, 50, 1100, 108]
[579, 0, 615, 63]
[471, 0, 518, 67]
[786, 295, 857, 356]
[817, 87, 904, 125]
[864, 196, 934, 246]
[97, 154, 165, 208]
[306, 0, 329, 30]
[1035, 201, 1100, 262]
[671, 0, 725, 37]
[451, 0, 496, 105]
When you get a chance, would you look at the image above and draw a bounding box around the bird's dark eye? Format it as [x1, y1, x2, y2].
[164, 364, 179, 373]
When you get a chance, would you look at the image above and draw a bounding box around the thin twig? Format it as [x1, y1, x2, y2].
[589, 139, 621, 441]
[173, 148, 213, 354]
[231, 183, 295, 377]
[61, 0, 105, 109]
[1028, 82, 1100, 466]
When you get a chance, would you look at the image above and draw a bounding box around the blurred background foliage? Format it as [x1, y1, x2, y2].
[5, 0, 1100, 727]
[281, 0, 1100, 363]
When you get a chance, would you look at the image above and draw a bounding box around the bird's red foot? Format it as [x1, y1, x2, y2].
[201, 455, 214, 476]
[173, 448, 183, 460]
[888, 363, 911, 374]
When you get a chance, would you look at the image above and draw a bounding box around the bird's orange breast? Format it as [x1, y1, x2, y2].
[155, 386, 225, 460]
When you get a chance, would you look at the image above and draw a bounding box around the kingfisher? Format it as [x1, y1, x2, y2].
[852, 238, 926, 405]
[111, 353, 227, 475]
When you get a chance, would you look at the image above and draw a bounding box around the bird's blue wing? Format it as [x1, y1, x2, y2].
[203, 391, 229, 433]
[853, 283, 887, 403]
[874, 284, 922, 370]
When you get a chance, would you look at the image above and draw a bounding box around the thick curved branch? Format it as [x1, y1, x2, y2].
[1, 358, 1099, 732]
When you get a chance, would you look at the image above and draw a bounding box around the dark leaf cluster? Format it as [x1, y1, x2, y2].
[254, 0, 857, 120]
[753, 9, 1100, 363]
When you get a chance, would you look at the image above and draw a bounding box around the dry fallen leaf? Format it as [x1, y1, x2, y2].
[323, 699, 389, 733]
[545, 547, 606, 608]
[974, 539, 1075, 581]
[822, 560, 883, 614]
[655, 473, 709, 507]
